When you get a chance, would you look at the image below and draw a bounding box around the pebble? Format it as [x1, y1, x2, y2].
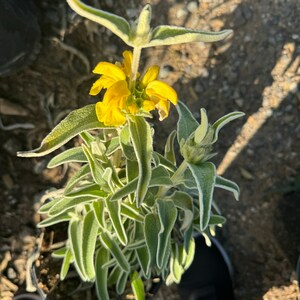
[126, 9, 138, 19]
[176, 8, 188, 19]
[7, 267, 17, 280]
[159, 65, 174, 79]
[187, 1, 198, 13]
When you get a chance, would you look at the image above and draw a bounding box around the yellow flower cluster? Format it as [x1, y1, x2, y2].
[89, 51, 178, 126]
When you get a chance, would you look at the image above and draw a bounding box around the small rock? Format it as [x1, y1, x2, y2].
[235, 98, 244, 107]
[159, 65, 174, 79]
[187, 1, 198, 13]
[7, 267, 17, 280]
[126, 9, 138, 19]
[176, 8, 188, 19]
[292, 34, 299, 40]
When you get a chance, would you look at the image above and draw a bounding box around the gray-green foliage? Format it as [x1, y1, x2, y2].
[22, 100, 243, 299]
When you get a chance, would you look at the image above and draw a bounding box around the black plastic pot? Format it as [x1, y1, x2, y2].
[178, 235, 235, 300]
[13, 294, 44, 300]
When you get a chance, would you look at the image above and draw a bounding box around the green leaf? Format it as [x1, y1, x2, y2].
[129, 117, 152, 207]
[131, 271, 145, 300]
[215, 176, 240, 200]
[64, 164, 90, 194]
[194, 108, 208, 144]
[156, 199, 177, 269]
[212, 111, 245, 143]
[60, 249, 73, 280]
[100, 232, 130, 273]
[47, 147, 87, 168]
[38, 197, 62, 214]
[80, 131, 95, 145]
[95, 247, 110, 300]
[148, 26, 232, 47]
[65, 184, 107, 199]
[82, 210, 99, 280]
[82, 143, 106, 186]
[144, 213, 160, 271]
[69, 219, 87, 280]
[52, 247, 67, 258]
[105, 198, 127, 246]
[120, 125, 136, 161]
[164, 130, 177, 165]
[183, 237, 195, 270]
[37, 209, 72, 227]
[116, 271, 128, 295]
[176, 101, 199, 144]
[105, 136, 120, 156]
[209, 214, 226, 225]
[153, 152, 176, 173]
[111, 166, 172, 202]
[168, 191, 193, 232]
[93, 200, 106, 229]
[48, 195, 96, 216]
[121, 203, 144, 223]
[17, 104, 105, 157]
[188, 162, 216, 231]
[66, 0, 130, 45]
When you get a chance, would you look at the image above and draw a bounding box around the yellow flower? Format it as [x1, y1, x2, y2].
[90, 51, 178, 126]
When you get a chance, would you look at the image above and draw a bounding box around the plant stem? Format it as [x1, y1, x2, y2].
[129, 47, 142, 90]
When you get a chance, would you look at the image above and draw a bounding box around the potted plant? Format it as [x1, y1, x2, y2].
[18, 1, 243, 299]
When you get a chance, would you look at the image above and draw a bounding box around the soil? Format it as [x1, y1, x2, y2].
[0, 0, 300, 300]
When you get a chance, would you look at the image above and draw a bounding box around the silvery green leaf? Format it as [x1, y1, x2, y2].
[48, 195, 96, 216]
[181, 168, 197, 189]
[212, 111, 245, 143]
[148, 26, 232, 47]
[116, 271, 128, 295]
[38, 197, 62, 214]
[153, 152, 176, 173]
[82, 144, 106, 186]
[121, 203, 144, 223]
[188, 162, 216, 231]
[52, 247, 67, 258]
[92, 200, 106, 229]
[80, 131, 95, 145]
[144, 213, 160, 271]
[64, 164, 90, 194]
[183, 237, 195, 270]
[129, 117, 152, 207]
[131, 271, 145, 300]
[66, 0, 130, 45]
[164, 130, 177, 165]
[69, 219, 87, 281]
[169, 244, 184, 284]
[47, 147, 87, 168]
[37, 209, 72, 228]
[82, 210, 99, 280]
[120, 125, 136, 161]
[95, 247, 110, 300]
[65, 184, 106, 199]
[209, 214, 226, 225]
[60, 249, 73, 280]
[105, 136, 120, 156]
[100, 232, 130, 273]
[110, 166, 172, 202]
[17, 104, 105, 157]
[168, 191, 193, 232]
[105, 198, 127, 246]
[107, 265, 121, 286]
[176, 101, 199, 144]
[194, 108, 208, 144]
[157, 199, 177, 269]
[215, 176, 240, 200]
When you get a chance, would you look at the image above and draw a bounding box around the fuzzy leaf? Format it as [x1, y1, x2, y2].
[105, 198, 127, 246]
[209, 214, 226, 225]
[64, 164, 90, 194]
[148, 26, 232, 47]
[47, 147, 87, 168]
[93, 200, 106, 229]
[37, 209, 72, 227]
[65, 184, 107, 199]
[121, 203, 144, 223]
[95, 247, 110, 300]
[69, 219, 87, 280]
[120, 125, 136, 161]
[176, 101, 199, 144]
[144, 213, 160, 271]
[100, 232, 130, 273]
[128, 117, 152, 206]
[194, 108, 208, 144]
[60, 249, 73, 280]
[116, 271, 128, 295]
[38, 197, 62, 214]
[17, 104, 104, 157]
[212, 111, 245, 143]
[66, 0, 130, 45]
[153, 152, 176, 173]
[188, 162, 216, 231]
[82, 210, 99, 280]
[131, 271, 145, 300]
[157, 199, 177, 269]
[164, 130, 177, 165]
[215, 176, 240, 200]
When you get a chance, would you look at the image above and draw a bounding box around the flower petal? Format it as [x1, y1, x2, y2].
[103, 80, 131, 107]
[156, 100, 170, 121]
[146, 80, 178, 105]
[122, 50, 133, 77]
[93, 62, 126, 81]
[141, 65, 159, 87]
[142, 100, 156, 112]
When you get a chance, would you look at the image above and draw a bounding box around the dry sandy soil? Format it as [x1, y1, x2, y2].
[0, 0, 300, 299]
